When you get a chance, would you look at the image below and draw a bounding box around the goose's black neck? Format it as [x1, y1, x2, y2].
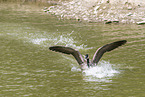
[85, 54, 90, 67]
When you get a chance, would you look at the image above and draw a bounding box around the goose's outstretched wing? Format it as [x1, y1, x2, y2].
[92, 40, 127, 64]
[49, 46, 84, 65]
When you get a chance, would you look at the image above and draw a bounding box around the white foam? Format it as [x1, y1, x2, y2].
[30, 31, 88, 50]
[6, 30, 89, 50]
[71, 66, 81, 72]
[31, 38, 48, 45]
[82, 61, 120, 82]
[47, 31, 90, 50]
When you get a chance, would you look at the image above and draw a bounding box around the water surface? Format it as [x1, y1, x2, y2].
[0, 3, 145, 97]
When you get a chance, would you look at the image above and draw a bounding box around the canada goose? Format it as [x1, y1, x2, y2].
[49, 40, 127, 69]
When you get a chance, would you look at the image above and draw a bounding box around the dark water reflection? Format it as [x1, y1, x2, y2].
[0, 3, 145, 97]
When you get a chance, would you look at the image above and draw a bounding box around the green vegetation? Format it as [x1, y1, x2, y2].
[0, 0, 61, 6]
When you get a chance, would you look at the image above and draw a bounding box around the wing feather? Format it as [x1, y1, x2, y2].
[92, 40, 127, 64]
[49, 46, 84, 65]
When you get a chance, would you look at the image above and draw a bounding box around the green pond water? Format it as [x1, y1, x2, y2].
[0, 3, 145, 97]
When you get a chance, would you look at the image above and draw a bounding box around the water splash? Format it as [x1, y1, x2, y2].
[51, 33, 88, 50]
[72, 60, 120, 82]
[31, 38, 48, 45]
[5, 31, 90, 50]
[71, 66, 82, 72]
[29, 31, 91, 50]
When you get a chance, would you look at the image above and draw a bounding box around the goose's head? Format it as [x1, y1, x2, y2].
[85, 54, 90, 67]
[80, 54, 90, 70]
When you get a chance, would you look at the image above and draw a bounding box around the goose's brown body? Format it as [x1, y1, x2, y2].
[49, 40, 127, 69]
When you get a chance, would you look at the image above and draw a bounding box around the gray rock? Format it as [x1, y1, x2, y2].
[136, 21, 145, 25]
[105, 21, 112, 24]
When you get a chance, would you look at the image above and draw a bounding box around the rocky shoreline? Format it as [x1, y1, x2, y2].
[44, 0, 145, 24]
